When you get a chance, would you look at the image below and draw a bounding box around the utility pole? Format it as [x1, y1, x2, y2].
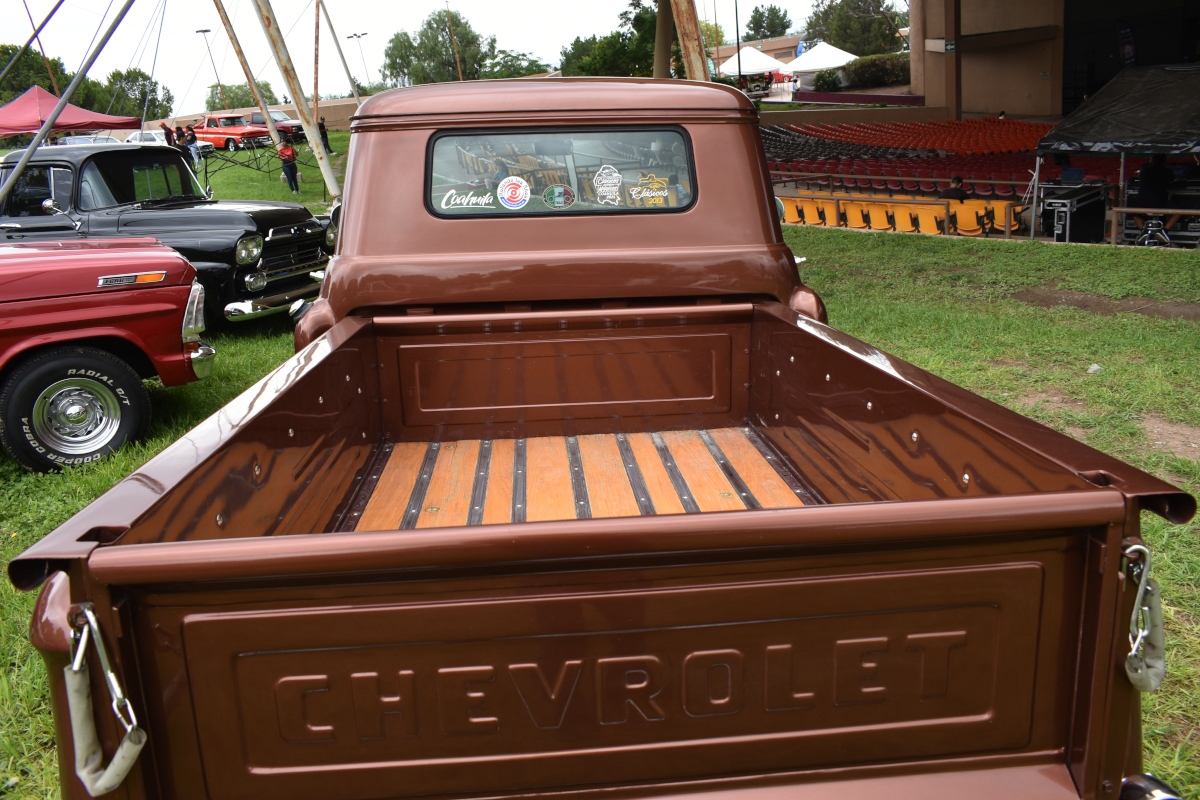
[653, 0, 674, 79]
[348, 33, 371, 89]
[197, 29, 229, 110]
[319, 4, 360, 105]
[445, 3, 464, 81]
[22, 0, 61, 95]
[734, 0, 742, 78]
[249, 0, 341, 200]
[212, 0, 280, 146]
[0, 0, 64, 88]
[313, 0, 320, 127]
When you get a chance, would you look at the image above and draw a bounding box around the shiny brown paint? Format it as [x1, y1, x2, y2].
[10, 80, 1195, 800]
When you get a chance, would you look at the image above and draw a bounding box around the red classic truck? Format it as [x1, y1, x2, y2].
[10, 80, 1194, 800]
[192, 112, 272, 151]
[0, 238, 213, 471]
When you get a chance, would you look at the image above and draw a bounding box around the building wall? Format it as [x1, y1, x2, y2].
[917, 0, 1064, 116]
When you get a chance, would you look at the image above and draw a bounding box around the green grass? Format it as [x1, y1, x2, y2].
[1, 224, 1198, 795]
[0, 315, 294, 795]
[196, 130, 349, 215]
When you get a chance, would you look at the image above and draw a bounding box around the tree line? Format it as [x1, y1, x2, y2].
[0, 44, 173, 120]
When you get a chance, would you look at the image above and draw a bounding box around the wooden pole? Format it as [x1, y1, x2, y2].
[313, 0, 320, 125]
[249, 0, 341, 199]
[671, 0, 710, 81]
[212, 0, 280, 147]
[445, 3, 464, 81]
[654, 0, 674, 79]
[22, 0, 61, 95]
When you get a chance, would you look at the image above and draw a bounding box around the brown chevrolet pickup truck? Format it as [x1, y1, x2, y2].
[10, 80, 1195, 800]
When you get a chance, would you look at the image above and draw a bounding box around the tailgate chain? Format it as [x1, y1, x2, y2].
[1123, 544, 1165, 693]
[66, 603, 147, 796]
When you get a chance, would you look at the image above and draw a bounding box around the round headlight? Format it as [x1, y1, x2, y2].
[325, 223, 337, 248]
[235, 234, 264, 265]
[244, 271, 268, 291]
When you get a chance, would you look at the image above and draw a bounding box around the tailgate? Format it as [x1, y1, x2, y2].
[115, 500, 1115, 800]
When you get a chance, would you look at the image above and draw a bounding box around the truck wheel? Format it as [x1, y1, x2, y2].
[225, 138, 239, 151]
[0, 347, 150, 472]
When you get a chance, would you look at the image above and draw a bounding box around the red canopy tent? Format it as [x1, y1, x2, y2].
[0, 85, 140, 138]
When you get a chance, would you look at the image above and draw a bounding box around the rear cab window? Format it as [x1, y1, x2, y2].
[428, 128, 695, 217]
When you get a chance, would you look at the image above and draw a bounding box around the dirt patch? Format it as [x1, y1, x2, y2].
[990, 359, 1028, 369]
[1019, 390, 1088, 412]
[1143, 416, 1200, 461]
[1013, 286, 1200, 322]
[1064, 426, 1089, 441]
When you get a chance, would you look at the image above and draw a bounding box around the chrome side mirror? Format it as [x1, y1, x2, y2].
[42, 198, 82, 231]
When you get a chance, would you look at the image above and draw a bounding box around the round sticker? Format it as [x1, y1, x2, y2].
[497, 176, 531, 210]
[542, 184, 576, 210]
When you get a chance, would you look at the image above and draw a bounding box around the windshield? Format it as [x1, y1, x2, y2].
[77, 150, 205, 210]
[269, 111, 290, 121]
[219, 117, 248, 127]
[429, 128, 695, 217]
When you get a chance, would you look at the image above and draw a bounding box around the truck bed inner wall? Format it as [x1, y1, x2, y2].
[105, 301, 1103, 548]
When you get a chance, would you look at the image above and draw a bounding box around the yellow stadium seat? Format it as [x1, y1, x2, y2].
[817, 198, 843, 227]
[913, 205, 946, 235]
[799, 198, 827, 226]
[865, 202, 894, 231]
[891, 204, 919, 233]
[843, 201, 870, 229]
[779, 197, 802, 224]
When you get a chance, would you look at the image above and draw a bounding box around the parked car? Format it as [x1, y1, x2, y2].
[11, 80, 1194, 800]
[124, 130, 215, 157]
[57, 134, 120, 145]
[0, 238, 213, 470]
[0, 143, 331, 325]
[192, 112, 271, 150]
[248, 109, 306, 141]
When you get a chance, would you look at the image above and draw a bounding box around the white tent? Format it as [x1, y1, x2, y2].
[717, 46, 787, 76]
[780, 42, 858, 75]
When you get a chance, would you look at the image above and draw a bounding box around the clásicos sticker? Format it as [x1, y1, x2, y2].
[497, 176, 531, 210]
[542, 184, 576, 210]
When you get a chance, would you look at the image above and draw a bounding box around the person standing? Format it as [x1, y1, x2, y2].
[159, 121, 175, 146]
[278, 136, 300, 195]
[184, 125, 200, 168]
[318, 116, 334, 155]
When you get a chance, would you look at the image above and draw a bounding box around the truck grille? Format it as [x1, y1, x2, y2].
[260, 233, 328, 286]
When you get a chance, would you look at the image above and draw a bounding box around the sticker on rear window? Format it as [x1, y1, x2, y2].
[593, 165, 622, 206]
[497, 176, 531, 210]
[542, 184, 576, 210]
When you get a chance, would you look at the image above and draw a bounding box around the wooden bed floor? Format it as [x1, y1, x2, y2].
[352, 428, 814, 531]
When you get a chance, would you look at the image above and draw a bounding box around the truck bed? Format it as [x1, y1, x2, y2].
[351, 428, 812, 531]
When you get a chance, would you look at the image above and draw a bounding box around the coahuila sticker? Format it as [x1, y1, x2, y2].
[631, 173, 669, 206]
[497, 176, 531, 210]
[441, 189, 496, 210]
[542, 184, 576, 210]
[592, 165, 622, 206]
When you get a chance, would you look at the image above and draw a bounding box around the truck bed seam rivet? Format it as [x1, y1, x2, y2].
[774, 413, 780, 419]
[825, 374, 831, 381]
[912, 432, 919, 442]
[867, 402, 873, 410]
[775, 370, 781, 376]
[288, 428, 294, 437]
[790, 356, 795, 362]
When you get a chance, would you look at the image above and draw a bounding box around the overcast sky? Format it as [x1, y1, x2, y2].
[8, 0, 817, 117]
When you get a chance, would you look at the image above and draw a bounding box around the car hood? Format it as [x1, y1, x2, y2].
[0, 238, 194, 304]
[114, 200, 318, 237]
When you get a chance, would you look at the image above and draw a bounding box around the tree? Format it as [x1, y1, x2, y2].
[559, 0, 656, 78]
[559, 36, 599, 76]
[205, 81, 280, 112]
[481, 50, 550, 79]
[698, 20, 726, 49]
[744, 5, 791, 40]
[0, 45, 71, 105]
[381, 10, 496, 86]
[804, 0, 904, 56]
[98, 69, 174, 120]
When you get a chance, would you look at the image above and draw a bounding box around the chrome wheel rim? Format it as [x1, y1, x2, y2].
[31, 378, 122, 455]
